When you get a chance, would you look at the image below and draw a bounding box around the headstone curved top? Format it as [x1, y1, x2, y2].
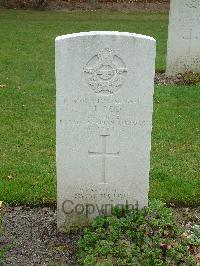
[56, 31, 156, 232]
[166, 0, 200, 75]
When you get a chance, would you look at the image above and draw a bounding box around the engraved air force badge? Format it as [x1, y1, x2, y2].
[84, 48, 127, 95]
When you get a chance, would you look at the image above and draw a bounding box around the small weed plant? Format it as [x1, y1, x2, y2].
[78, 200, 197, 266]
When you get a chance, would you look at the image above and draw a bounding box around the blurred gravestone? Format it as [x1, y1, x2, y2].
[166, 0, 200, 75]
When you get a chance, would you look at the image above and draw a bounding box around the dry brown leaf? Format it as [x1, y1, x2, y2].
[196, 254, 200, 266]
[0, 84, 6, 88]
[0, 201, 7, 213]
[7, 175, 14, 180]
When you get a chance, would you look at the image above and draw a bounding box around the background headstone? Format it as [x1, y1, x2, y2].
[166, 0, 200, 76]
[56, 31, 156, 232]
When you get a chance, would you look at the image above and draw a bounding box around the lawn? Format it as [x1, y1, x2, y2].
[0, 9, 199, 206]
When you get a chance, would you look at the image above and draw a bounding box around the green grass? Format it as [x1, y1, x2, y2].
[0, 9, 199, 206]
[150, 86, 200, 205]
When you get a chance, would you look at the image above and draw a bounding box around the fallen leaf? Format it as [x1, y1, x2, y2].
[0, 201, 7, 213]
[0, 84, 6, 88]
[7, 175, 14, 180]
[196, 253, 200, 266]
[182, 232, 189, 238]
[160, 243, 171, 250]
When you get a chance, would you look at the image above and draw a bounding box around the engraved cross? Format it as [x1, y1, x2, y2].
[88, 134, 120, 184]
[183, 29, 198, 55]
[183, 29, 198, 40]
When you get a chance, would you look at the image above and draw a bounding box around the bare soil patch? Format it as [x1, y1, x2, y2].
[0, 0, 169, 12]
[155, 72, 200, 86]
[49, 1, 169, 12]
[1, 205, 199, 265]
[155, 72, 185, 86]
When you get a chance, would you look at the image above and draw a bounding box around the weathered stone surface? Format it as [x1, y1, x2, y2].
[166, 0, 200, 75]
[56, 31, 156, 231]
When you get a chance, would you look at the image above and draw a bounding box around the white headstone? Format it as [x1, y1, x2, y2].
[56, 31, 156, 232]
[166, 0, 200, 76]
